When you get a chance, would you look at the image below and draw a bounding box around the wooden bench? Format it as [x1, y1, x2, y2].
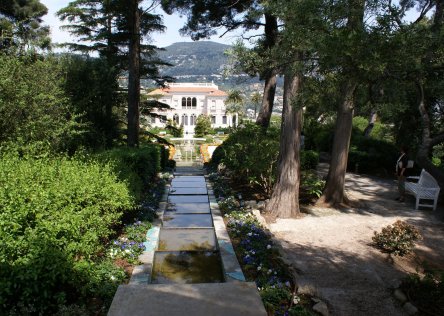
[405, 169, 441, 210]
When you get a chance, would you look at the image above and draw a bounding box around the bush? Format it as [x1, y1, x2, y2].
[372, 220, 422, 256]
[400, 270, 444, 315]
[210, 124, 320, 196]
[0, 153, 135, 313]
[347, 137, 399, 175]
[211, 123, 280, 195]
[95, 145, 163, 201]
[0, 54, 85, 153]
[300, 150, 319, 170]
[194, 115, 214, 137]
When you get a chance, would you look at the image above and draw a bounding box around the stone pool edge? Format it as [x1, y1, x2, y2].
[206, 177, 246, 283]
[129, 182, 170, 285]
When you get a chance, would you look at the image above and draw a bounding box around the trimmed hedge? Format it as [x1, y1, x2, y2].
[95, 145, 165, 201]
[0, 153, 135, 313]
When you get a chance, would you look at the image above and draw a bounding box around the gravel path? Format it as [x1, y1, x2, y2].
[268, 170, 444, 316]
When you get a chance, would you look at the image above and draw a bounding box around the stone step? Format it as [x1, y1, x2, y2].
[108, 282, 267, 316]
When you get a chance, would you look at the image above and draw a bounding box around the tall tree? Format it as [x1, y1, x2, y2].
[317, 0, 366, 206]
[265, 66, 304, 218]
[225, 90, 245, 125]
[0, 0, 50, 53]
[160, 0, 280, 129]
[58, 0, 166, 147]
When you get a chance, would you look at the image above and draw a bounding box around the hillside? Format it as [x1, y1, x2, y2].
[157, 41, 230, 77]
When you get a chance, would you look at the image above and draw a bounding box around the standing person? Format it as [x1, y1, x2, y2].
[395, 146, 410, 202]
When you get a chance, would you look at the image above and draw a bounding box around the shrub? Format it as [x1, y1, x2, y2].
[0, 153, 135, 313]
[0, 54, 85, 152]
[212, 123, 280, 195]
[347, 137, 399, 175]
[210, 124, 320, 196]
[95, 145, 163, 201]
[400, 270, 444, 315]
[372, 220, 422, 256]
[300, 150, 319, 170]
[194, 115, 214, 137]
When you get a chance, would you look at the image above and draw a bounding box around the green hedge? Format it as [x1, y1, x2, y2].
[211, 124, 319, 195]
[347, 137, 399, 175]
[0, 153, 135, 313]
[95, 145, 165, 201]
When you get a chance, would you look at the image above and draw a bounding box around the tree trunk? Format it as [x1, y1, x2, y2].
[363, 110, 377, 138]
[265, 70, 303, 218]
[415, 82, 444, 187]
[127, 0, 140, 147]
[256, 13, 279, 129]
[317, 0, 364, 206]
[318, 79, 357, 205]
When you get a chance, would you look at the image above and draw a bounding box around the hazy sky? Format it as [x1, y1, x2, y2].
[40, 0, 240, 49]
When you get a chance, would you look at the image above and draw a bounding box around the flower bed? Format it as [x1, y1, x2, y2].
[209, 173, 316, 316]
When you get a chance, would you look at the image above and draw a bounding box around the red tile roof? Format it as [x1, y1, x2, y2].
[147, 87, 227, 96]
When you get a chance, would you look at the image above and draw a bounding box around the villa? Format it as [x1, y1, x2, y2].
[146, 82, 237, 135]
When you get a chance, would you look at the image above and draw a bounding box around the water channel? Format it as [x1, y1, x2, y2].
[151, 168, 225, 284]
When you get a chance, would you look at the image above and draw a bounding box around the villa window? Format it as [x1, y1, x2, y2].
[173, 114, 179, 124]
[192, 97, 197, 108]
[222, 115, 227, 124]
[182, 114, 188, 125]
[187, 97, 192, 109]
[211, 115, 216, 124]
[182, 97, 186, 108]
[190, 114, 196, 125]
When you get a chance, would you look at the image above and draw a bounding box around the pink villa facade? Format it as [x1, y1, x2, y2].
[146, 82, 237, 135]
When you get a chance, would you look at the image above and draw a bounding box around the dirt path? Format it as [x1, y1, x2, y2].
[268, 171, 444, 316]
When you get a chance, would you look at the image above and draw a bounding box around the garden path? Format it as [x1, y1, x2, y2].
[269, 166, 444, 316]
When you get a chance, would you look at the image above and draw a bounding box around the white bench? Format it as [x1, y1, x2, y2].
[405, 169, 440, 210]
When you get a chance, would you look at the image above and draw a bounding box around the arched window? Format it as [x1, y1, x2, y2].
[192, 97, 197, 108]
[232, 115, 237, 126]
[182, 97, 186, 108]
[182, 114, 188, 126]
[173, 114, 179, 124]
[190, 114, 196, 126]
[187, 97, 192, 109]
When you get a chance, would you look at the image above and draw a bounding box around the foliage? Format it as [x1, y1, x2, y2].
[260, 286, 292, 313]
[0, 54, 85, 152]
[194, 114, 214, 137]
[372, 220, 422, 256]
[0, 0, 50, 53]
[347, 137, 399, 176]
[211, 124, 320, 197]
[94, 145, 163, 202]
[352, 116, 391, 141]
[300, 171, 325, 202]
[62, 55, 122, 148]
[401, 270, 444, 316]
[300, 151, 319, 170]
[212, 123, 280, 195]
[0, 152, 135, 313]
[108, 221, 151, 264]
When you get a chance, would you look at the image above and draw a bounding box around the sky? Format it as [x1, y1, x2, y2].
[40, 0, 241, 49]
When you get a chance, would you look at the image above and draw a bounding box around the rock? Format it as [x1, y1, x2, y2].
[394, 289, 407, 303]
[245, 200, 258, 208]
[312, 301, 329, 316]
[403, 302, 418, 315]
[257, 201, 266, 210]
[251, 209, 268, 228]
